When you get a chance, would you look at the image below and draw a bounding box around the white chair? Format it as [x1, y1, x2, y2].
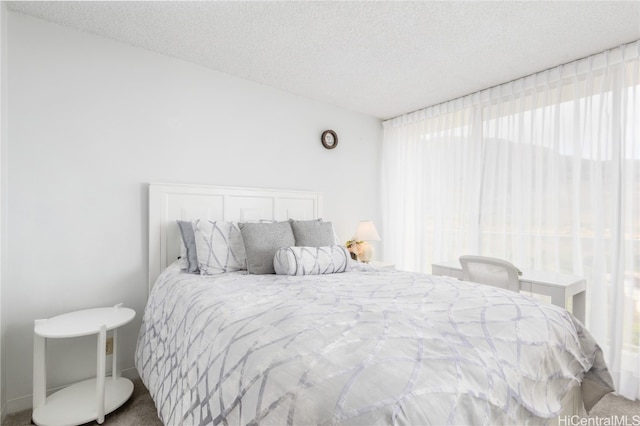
[459, 255, 521, 292]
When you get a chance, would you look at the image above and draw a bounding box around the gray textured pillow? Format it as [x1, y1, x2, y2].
[177, 220, 199, 274]
[239, 221, 295, 274]
[290, 219, 335, 247]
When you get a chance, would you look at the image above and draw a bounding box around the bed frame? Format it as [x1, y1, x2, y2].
[148, 182, 323, 291]
[146, 182, 585, 421]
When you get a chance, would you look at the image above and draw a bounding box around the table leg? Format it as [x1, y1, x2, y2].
[97, 325, 107, 424]
[112, 328, 119, 379]
[32, 320, 47, 412]
[572, 291, 586, 324]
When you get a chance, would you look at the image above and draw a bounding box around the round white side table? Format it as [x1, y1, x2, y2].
[32, 304, 136, 426]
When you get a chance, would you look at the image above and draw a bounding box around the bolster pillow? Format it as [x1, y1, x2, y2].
[274, 245, 351, 276]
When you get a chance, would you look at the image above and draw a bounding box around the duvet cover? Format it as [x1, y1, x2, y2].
[136, 261, 613, 425]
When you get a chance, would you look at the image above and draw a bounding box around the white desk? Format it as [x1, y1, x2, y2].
[432, 260, 586, 323]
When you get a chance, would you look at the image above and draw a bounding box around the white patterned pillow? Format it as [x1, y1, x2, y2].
[273, 245, 351, 276]
[177, 220, 199, 274]
[193, 220, 247, 274]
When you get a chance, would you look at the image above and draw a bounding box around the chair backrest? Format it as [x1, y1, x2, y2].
[459, 255, 521, 292]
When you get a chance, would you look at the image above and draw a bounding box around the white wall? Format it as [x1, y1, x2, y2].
[0, 1, 8, 421]
[4, 12, 382, 412]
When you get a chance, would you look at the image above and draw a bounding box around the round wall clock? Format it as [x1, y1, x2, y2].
[321, 130, 338, 150]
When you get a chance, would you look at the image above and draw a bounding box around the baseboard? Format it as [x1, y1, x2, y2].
[1, 399, 7, 425]
[5, 367, 140, 415]
[121, 366, 140, 381]
[6, 392, 31, 415]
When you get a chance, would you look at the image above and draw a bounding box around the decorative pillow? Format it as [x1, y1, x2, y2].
[290, 219, 335, 247]
[274, 245, 351, 276]
[177, 220, 199, 274]
[239, 221, 295, 274]
[193, 220, 247, 275]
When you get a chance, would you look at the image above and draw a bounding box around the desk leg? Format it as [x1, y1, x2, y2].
[32, 320, 47, 412]
[572, 291, 586, 324]
[550, 288, 568, 312]
[97, 325, 107, 424]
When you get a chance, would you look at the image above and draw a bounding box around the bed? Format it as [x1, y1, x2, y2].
[136, 183, 614, 425]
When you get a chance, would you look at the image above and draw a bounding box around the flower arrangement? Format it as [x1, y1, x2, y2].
[345, 239, 363, 261]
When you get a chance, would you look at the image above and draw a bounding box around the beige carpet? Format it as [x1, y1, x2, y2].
[4, 379, 639, 425]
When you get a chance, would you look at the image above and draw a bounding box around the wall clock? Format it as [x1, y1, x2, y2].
[321, 130, 338, 150]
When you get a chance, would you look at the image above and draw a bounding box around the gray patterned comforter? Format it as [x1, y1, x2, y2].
[136, 261, 613, 426]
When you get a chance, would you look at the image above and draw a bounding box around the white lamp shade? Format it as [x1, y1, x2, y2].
[354, 221, 380, 241]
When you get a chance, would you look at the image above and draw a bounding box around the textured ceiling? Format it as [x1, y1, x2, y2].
[7, 1, 640, 120]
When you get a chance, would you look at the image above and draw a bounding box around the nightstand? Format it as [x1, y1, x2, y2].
[369, 261, 395, 269]
[32, 304, 136, 426]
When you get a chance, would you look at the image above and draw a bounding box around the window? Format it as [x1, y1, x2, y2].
[382, 42, 640, 399]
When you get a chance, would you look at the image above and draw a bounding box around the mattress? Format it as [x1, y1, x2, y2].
[135, 261, 613, 425]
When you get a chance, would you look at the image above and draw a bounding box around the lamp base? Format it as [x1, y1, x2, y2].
[357, 242, 374, 263]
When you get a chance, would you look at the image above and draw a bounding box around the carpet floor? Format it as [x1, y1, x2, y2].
[4, 378, 639, 425]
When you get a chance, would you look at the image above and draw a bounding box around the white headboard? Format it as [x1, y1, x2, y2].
[148, 183, 323, 291]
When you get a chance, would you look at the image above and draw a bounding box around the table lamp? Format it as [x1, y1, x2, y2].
[353, 221, 380, 263]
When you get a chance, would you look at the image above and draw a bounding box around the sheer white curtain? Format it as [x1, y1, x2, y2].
[381, 41, 639, 400]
